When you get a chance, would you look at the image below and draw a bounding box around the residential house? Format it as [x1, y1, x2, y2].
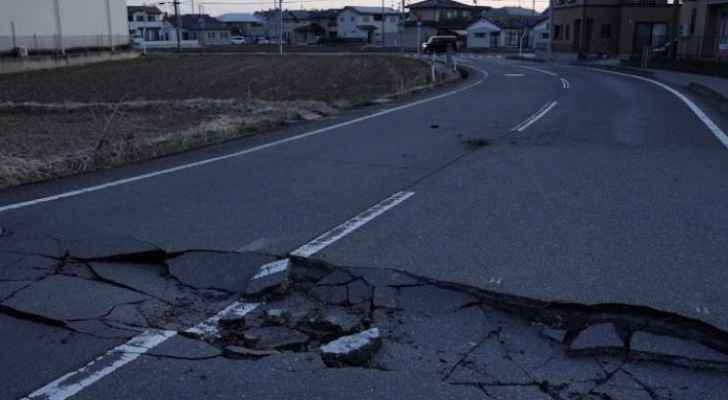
[0, 0, 129, 52]
[678, 0, 728, 59]
[127, 6, 164, 42]
[403, 0, 488, 49]
[486, 14, 544, 48]
[551, 0, 678, 59]
[217, 13, 265, 38]
[466, 19, 502, 48]
[337, 6, 402, 45]
[164, 14, 231, 46]
[530, 18, 550, 50]
[262, 10, 314, 44]
[309, 10, 339, 39]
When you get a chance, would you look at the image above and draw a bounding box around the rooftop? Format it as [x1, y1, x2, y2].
[127, 5, 163, 15]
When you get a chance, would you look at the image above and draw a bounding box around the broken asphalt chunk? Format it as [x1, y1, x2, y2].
[90, 262, 181, 303]
[3, 275, 149, 321]
[321, 328, 382, 367]
[246, 259, 290, 296]
[264, 308, 291, 326]
[317, 270, 355, 286]
[62, 236, 162, 260]
[224, 345, 279, 359]
[570, 323, 625, 353]
[168, 251, 273, 293]
[630, 331, 728, 363]
[308, 308, 363, 336]
[246, 326, 309, 351]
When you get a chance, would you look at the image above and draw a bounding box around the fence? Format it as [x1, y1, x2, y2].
[0, 34, 130, 54]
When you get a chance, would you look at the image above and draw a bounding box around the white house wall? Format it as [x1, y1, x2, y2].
[337, 9, 401, 41]
[0, 0, 129, 51]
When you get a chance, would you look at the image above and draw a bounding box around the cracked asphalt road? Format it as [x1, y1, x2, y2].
[2, 55, 728, 399]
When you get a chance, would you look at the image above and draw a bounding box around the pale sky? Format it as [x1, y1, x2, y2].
[127, 0, 549, 17]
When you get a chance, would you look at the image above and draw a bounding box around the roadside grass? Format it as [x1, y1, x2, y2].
[0, 54, 433, 189]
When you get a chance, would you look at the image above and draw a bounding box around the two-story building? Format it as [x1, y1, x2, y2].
[403, 0, 487, 49]
[127, 5, 164, 42]
[678, 0, 728, 59]
[337, 6, 401, 45]
[164, 14, 231, 46]
[551, 0, 678, 59]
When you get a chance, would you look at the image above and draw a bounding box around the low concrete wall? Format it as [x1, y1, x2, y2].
[0, 51, 140, 75]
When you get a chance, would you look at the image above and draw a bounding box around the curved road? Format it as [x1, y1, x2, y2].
[2, 55, 728, 399]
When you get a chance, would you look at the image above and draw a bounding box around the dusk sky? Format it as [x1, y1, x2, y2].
[127, 0, 549, 17]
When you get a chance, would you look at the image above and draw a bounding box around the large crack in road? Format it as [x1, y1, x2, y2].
[2, 235, 728, 399]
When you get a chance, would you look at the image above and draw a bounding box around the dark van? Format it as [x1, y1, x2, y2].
[422, 35, 458, 54]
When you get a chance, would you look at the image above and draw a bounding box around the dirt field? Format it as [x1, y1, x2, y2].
[0, 54, 432, 188]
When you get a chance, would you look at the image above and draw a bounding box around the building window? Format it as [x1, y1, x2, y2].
[128, 15, 133, 22]
[374, 14, 382, 21]
[147, 16, 156, 22]
[600, 24, 611, 38]
[542, 32, 549, 39]
[689, 8, 697, 34]
[208, 32, 216, 39]
[565, 24, 570, 40]
[350, 16, 355, 22]
[135, 15, 144, 22]
[474, 32, 486, 38]
[362, 16, 371, 22]
[554, 25, 562, 40]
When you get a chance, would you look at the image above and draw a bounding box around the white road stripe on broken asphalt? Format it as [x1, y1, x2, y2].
[21, 189, 416, 399]
[291, 191, 415, 258]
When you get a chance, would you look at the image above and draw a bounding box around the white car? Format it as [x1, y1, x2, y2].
[231, 36, 247, 45]
[257, 38, 272, 44]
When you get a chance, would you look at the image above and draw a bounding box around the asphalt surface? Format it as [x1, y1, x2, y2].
[2, 54, 728, 399]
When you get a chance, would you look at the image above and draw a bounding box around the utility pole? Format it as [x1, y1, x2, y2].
[381, 0, 386, 47]
[10, 21, 16, 50]
[53, 0, 65, 55]
[547, 0, 553, 61]
[400, 0, 405, 52]
[161, 1, 183, 52]
[279, 0, 284, 56]
[105, 0, 115, 52]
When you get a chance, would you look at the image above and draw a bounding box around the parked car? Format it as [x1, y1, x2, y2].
[257, 37, 272, 44]
[422, 35, 458, 54]
[231, 36, 247, 45]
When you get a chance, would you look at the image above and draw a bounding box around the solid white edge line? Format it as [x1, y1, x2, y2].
[590, 68, 728, 150]
[291, 191, 415, 258]
[519, 65, 559, 77]
[23, 302, 261, 400]
[512, 101, 559, 133]
[0, 70, 487, 214]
